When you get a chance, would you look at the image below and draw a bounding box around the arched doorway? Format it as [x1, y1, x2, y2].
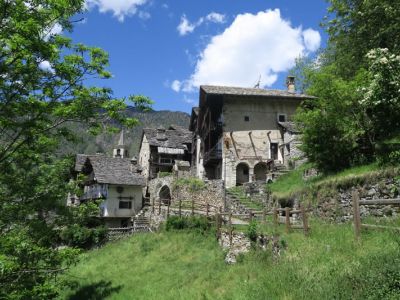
[254, 162, 268, 182]
[236, 163, 250, 186]
[159, 185, 171, 205]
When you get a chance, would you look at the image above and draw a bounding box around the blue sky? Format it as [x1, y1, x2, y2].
[68, 1, 329, 113]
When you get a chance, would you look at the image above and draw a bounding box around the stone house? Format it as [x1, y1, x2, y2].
[71, 132, 146, 228]
[191, 77, 313, 188]
[138, 126, 193, 182]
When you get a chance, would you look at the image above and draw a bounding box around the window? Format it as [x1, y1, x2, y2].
[244, 116, 250, 122]
[243, 169, 249, 175]
[160, 157, 173, 164]
[119, 201, 132, 209]
[278, 114, 286, 122]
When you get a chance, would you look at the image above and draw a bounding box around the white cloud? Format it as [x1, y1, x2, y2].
[302, 28, 321, 52]
[43, 23, 62, 41]
[38, 61, 55, 73]
[206, 12, 226, 24]
[85, 0, 148, 22]
[171, 80, 182, 92]
[177, 12, 226, 36]
[183, 95, 196, 105]
[175, 9, 321, 91]
[138, 11, 151, 20]
[177, 15, 196, 36]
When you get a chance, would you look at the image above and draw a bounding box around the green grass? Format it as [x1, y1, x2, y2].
[269, 162, 383, 199]
[60, 220, 400, 299]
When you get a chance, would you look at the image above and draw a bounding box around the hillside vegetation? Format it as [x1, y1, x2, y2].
[60, 223, 400, 300]
[59, 108, 190, 157]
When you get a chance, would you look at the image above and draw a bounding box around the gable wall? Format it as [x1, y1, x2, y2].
[101, 184, 142, 218]
[221, 96, 302, 188]
[138, 135, 151, 181]
[223, 96, 300, 132]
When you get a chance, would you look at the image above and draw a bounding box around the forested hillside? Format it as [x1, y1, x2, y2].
[60, 108, 190, 157]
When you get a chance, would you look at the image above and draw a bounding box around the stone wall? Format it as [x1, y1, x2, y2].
[276, 170, 400, 222]
[314, 178, 400, 222]
[174, 179, 224, 211]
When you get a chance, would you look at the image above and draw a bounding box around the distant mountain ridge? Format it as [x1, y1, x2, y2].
[61, 108, 190, 157]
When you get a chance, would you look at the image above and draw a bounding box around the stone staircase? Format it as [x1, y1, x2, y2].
[225, 189, 264, 217]
[269, 161, 289, 181]
[132, 211, 152, 232]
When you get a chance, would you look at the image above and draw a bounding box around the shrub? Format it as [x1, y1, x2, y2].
[246, 221, 258, 242]
[165, 216, 210, 232]
[60, 224, 108, 249]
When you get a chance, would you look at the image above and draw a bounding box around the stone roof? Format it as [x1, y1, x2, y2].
[75, 155, 145, 186]
[143, 127, 193, 150]
[278, 121, 302, 133]
[200, 85, 314, 99]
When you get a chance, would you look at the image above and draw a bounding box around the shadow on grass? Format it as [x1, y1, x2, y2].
[67, 280, 122, 300]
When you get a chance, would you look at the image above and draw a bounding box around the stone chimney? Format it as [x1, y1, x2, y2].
[286, 76, 295, 93]
[130, 156, 137, 165]
[156, 126, 167, 140]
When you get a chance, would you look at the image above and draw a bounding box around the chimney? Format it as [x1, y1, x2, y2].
[286, 76, 295, 93]
[156, 126, 167, 140]
[130, 156, 137, 165]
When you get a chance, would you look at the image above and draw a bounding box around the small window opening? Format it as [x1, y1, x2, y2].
[278, 114, 286, 122]
[244, 116, 250, 122]
[119, 201, 132, 209]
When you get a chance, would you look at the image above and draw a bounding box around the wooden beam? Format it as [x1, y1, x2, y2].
[359, 199, 400, 206]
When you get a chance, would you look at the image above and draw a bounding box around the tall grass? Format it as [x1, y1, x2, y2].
[269, 162, 385, 199]
[60, 219, 400, 299]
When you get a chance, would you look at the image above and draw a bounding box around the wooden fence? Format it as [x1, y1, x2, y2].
[155, 198, 222, 218]
[214, 206, 311, 244]
[352, 191, 400, 240]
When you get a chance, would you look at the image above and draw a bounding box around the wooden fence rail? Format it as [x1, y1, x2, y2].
[352, 191, 400, 240]
[152, 198, 310, 237]
[215, 206, 310, 238]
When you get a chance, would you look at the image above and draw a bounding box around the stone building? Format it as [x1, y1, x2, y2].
[138, 126, 193, 182]
[70, 132, 146, 228]
[191, 77, 313, 188]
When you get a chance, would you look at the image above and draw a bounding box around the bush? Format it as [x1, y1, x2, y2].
[165, 216, 210, 232]
[246, 221, 258, 242]
[60, 224, 108, 249]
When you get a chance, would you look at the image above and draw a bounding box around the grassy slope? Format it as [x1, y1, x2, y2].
[269, 163, 382, 199]
[60, 221, 400, 300]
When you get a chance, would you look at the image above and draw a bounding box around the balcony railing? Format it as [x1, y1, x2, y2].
[204, 143, 222, 164]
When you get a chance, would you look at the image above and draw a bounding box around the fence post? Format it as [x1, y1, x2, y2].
[285, 207, 291, 233]
[158, 199, 161, 215]
[216, 213, 221, 239]
[262, 208, 266, 225]
[229, 213, 233, 246]
[191, 198, 194, 216]
[273, 207, 278, 228]
[167, 201, 170, 218]
[352, 191, 361, 241]
[152, 197, 155, 213]
[206, 203, 209, 217]
[179, 199, 182, 217]
[301, 205, 309, 236]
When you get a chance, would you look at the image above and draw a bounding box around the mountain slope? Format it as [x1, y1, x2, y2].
[60, 108, 190, 157]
